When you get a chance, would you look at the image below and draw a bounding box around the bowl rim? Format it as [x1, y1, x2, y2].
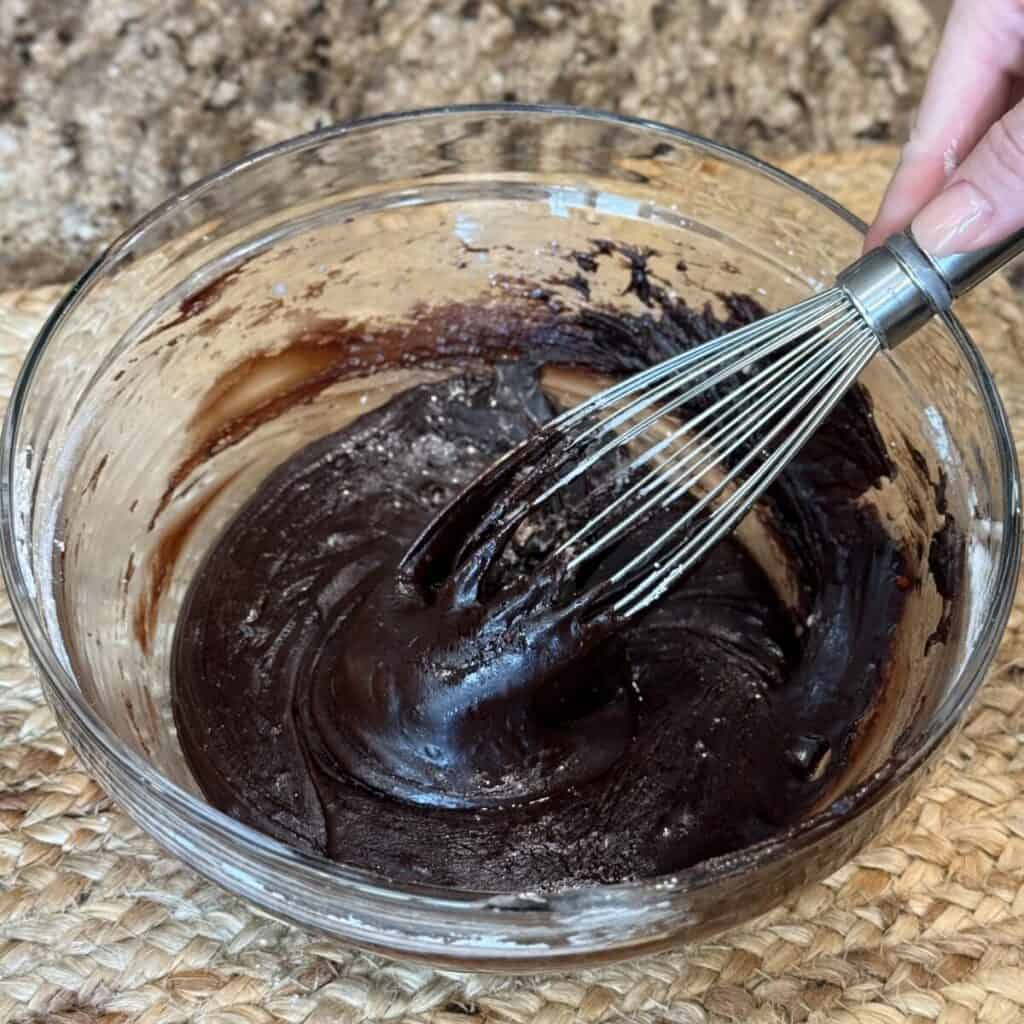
[2, 102, 1020, 940]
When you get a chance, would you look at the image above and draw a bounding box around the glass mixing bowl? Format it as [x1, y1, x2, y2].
[1, 105, 1019, 970]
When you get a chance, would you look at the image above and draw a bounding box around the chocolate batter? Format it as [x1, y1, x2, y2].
[171, 254, 912, 892]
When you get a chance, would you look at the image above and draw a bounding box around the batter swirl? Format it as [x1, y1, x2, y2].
[172, 282, 910, 891]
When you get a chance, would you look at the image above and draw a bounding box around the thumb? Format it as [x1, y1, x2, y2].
[911, 100, 1024, 256]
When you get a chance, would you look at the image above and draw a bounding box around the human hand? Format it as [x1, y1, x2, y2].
[864, 0, 1024, 255]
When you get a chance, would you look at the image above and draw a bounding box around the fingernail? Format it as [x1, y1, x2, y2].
[911, 181, 993, 256]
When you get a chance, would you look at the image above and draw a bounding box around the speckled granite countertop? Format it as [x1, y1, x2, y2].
[2, 0, 948, 287]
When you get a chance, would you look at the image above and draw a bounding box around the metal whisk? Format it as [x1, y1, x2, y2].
[404, 229, 1024, 620]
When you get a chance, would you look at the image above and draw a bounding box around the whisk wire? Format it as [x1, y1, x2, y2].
[615, 329, 880, 617]
[428, 289, 888, 622]
[548, 293, 837, 429]
[595, 319, 874, 591]
[554, 310, 866, 566]
[535, 294, 854, 508]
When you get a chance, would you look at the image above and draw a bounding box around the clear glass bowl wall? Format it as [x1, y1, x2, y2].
[1, 107, 1018, 970]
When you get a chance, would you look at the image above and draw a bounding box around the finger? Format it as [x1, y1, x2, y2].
[863, 158, 949, 252]
[912, 98, 1024, 255]
[864, 0, 1024, 251]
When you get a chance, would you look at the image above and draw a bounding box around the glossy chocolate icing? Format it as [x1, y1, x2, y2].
[172, 258, 913, 892]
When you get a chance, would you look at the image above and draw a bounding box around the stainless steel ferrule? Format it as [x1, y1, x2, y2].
[837, 227, 1024, 348]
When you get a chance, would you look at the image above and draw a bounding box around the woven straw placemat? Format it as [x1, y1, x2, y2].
[2, 146, 1024, 1024]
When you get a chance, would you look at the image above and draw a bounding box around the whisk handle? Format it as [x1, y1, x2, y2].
[928, 227, 1024, 298]
[837, 227, 1024, 348]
